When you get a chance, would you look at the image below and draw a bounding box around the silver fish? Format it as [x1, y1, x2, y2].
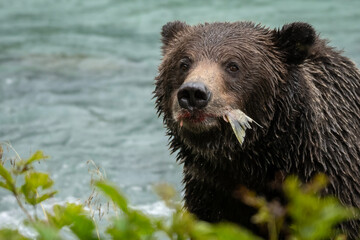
[224, 109, 261, 146]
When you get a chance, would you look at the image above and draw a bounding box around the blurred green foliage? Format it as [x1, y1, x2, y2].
[0, 144, 358, 240]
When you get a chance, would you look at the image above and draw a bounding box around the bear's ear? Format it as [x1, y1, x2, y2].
[161, 21, 188, 49]
[273, 22, 316, 65]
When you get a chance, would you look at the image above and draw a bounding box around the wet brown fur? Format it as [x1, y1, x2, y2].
[154, 21, 360, 238]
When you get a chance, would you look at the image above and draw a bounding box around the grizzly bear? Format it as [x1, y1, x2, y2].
[154, 21, 360, 238]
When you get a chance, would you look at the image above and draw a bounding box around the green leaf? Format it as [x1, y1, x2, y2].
[0, 181, 12, 191]
[21, 172, 55, 205]
[0, 229, 31, 240]
[284, 175, 356, 240]
[63, 203, 97, 240]
[97, 181, 157, 239]
[68, 213, 97, 240]
[129, 211, 155, 235]
[211, 223, 263, 240]
[36, 191, 58, 204]
[46, 204, 68, 229]
[106, 218, 137, 239]
[24, 151, 49, 165]
[45, 203, 97, 240]
[21, 186, 36, 205]
[0, 163, 14, 185]
[96, 181, 129, 213]
[0, 164, 15, 192]
[30, 222, 61, 240]
[25, 172, 54, 190]
[106, 212, 155, 239]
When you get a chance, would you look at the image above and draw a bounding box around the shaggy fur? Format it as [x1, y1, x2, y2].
[154, 21, 360, 238]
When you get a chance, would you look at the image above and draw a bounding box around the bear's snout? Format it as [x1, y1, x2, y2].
[177, 82, 212, 111]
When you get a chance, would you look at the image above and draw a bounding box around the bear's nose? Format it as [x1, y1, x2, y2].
[177, 82, 211, 111]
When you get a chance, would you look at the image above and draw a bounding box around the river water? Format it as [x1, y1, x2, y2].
[0, 0, 359, 232]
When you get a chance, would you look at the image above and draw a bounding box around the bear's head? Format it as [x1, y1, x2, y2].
[155, 21, 316, 153]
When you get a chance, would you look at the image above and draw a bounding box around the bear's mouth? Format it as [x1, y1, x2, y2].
[176, 110, 219, 131]
[175, 108, 262, 145]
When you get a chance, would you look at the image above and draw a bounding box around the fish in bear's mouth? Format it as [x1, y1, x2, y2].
[176, 109, 261, 146]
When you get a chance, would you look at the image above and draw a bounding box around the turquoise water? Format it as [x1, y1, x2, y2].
[1, 0, 360, 230]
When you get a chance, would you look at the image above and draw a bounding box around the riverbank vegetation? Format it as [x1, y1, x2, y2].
[0, 143, 357, 240]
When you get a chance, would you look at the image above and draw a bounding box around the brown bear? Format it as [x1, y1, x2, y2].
[154, 21, 360, 238]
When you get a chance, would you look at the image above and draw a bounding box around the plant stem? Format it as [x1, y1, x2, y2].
[0, 142, 21, 162]
[94, 219, 101, 240]
[269, 217, 278, 240]
[37, 191, 48, 222]
[15, 194, 34, 223]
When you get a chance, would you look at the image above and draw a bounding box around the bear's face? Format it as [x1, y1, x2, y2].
[155, 21, 315, 151]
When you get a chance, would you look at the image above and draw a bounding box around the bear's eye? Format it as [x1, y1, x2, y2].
[227, 63, 240, 73]
[180, 63, 189, 71]
[179, 58, 191, 72]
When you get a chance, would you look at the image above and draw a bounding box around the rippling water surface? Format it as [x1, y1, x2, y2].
[0, 0, 359, 230]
